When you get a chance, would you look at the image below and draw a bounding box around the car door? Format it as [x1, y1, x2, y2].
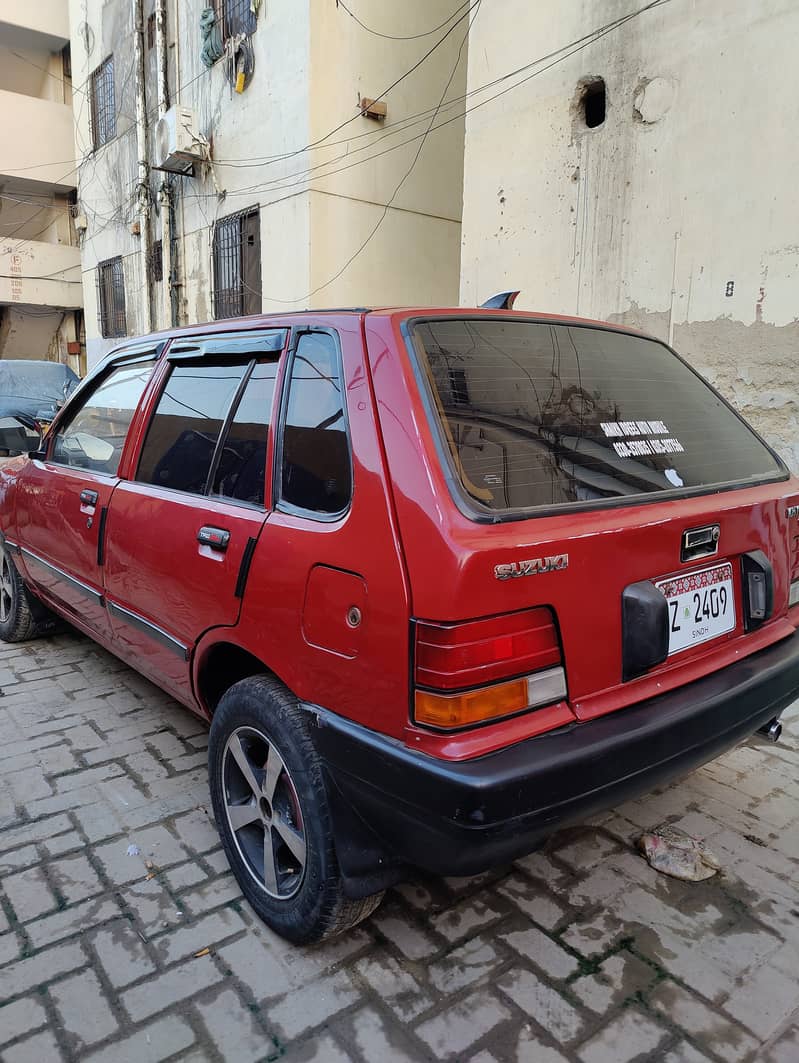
[102, 329, 286, 705]
[13, 349, 158, 640]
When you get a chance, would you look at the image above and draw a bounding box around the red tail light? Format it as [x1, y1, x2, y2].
[415, 607, 561, 690]
[414, 608, 566, 730]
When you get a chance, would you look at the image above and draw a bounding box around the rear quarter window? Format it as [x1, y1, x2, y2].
[410, 318, 784, 516]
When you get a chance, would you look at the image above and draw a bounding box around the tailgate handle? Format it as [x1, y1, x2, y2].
[197, 526, 230, 552]
[80, 489, 99, 507]
[681, 524, 720, 563]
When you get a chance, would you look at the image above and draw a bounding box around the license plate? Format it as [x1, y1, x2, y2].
[656, 562, 735, 655]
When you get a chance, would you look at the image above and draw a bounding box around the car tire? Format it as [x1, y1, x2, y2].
[0, 543, 54, 643]
[208, 674, 384, 944]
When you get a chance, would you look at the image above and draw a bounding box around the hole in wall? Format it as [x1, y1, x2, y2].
[580, 78, 606, 128]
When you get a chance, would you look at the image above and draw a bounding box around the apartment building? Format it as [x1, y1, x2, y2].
[0, 1, 83, 371]
[70, 0, 469, 367]
[459, 0, 799, 472]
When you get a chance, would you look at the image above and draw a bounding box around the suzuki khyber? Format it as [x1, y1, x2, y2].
[1, 306, 798, 944]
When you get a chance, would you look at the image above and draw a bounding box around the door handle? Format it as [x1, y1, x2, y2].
[80, 489, 99, 506]
[197, 526, 230, 551]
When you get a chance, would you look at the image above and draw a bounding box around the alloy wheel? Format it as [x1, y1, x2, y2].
[0, 547, 13, 625]
[222, 726, 307, 899]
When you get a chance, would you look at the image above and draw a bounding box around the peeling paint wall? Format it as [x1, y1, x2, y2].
[460, 0, 799, 472]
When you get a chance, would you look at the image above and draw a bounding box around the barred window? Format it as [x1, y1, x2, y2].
[97, 257, 127, 338]
[89, 56, 116, 150]
[149, 240, 163, 283]
[212, 207, 261, 319]
[215, 0, 257, 39]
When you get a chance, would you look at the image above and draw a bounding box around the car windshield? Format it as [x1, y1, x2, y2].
[410, 317, 784, 514]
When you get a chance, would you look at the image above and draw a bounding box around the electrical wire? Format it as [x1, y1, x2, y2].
[193, 0, 673, 207]
[212, 0, 668, 173]
[335, 0, 472, 41]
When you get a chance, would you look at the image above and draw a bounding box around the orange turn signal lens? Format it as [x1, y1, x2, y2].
[415, 677, 530, 729]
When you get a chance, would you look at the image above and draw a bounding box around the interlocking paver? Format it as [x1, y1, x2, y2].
[502, 925, 579, 979]
[1, 1029, 65, 1063]
[90, 923, 157, 988]
[0, 941, 87, 1002]
[0, 632, 797, 1062]
[1, 865, 57, 923]
[50, 968, 119, 1050]
[26, 896, 121, 949]
[429, 936, 501, 993]
[576, 1008, 668, 1062]
[0, 996, 48, 1047]
[353, 951, 432, 1021]
[416, 988, 512, 1058]
[121, 954, 223, 1022]
[497, 967, 586, 1043]
[650, 980, 758, 1061]
[82, 1016, 196, 1063]
[198, 986, 272, 1062]
[268, 970, 361, 1039]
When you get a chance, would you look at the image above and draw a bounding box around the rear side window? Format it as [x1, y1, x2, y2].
[210, 361, 278, 506]
[137, 364, 247, 494]
[411, 318, 784, 515]
[51, 360, 153, 475]
[279, 332, 351, 516]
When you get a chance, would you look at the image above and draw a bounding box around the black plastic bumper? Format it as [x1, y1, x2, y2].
[308, 629, 799, 893]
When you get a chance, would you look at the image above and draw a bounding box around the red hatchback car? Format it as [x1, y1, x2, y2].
[1, 309, 798, 943]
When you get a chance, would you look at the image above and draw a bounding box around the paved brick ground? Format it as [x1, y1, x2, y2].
[0, 630, 797, 1062]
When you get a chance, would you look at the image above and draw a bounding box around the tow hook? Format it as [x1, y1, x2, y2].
[756, 717, 782, 743]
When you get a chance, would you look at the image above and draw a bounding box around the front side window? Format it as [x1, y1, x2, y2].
[51, 361, 153, 475]
[411, 318, 784, 515]
[97, 257, 126, 338]
[90, 56, 116, 150]
[137, 363, 248, 495]
[213, 208, 261, 319]
[279, 332, 351, 516]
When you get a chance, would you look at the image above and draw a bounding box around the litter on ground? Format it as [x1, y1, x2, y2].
[637, 824, 722, 881]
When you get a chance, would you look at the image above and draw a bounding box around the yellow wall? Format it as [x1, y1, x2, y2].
[307, 0, 466, 307]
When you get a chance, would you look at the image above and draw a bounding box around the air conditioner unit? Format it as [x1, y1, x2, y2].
[153, 106, 203, 174]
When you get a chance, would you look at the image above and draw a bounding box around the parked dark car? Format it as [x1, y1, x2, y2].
[1, 309, 798, 945]
[0, 359, 80, 432]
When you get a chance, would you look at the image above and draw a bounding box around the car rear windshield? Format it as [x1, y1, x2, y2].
[409, 318, 784, 515]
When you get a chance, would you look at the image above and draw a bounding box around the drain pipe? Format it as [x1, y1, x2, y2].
[133, 0, 153, 334]
[155, 0, 174, 327]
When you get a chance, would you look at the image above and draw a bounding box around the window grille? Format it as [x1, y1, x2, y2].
[215, 0, 257, 39]
[97, 257, 127, 338]
[212, 207, 261, 319]
[148, 240, 163, 283]
[89, 56, 116, 151]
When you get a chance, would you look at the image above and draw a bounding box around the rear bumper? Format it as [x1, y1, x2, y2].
[309, 629, 799, 887]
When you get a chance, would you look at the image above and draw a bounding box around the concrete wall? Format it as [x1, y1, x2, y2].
[460, 0, 799, 472]
[306, 0, 467, 307]
[0, 0, 81, 366]
[0, 239, 81, 306]
[0, 90, 76, 188]
[72, 0, 466, 365]
[0, 0, 70, 45]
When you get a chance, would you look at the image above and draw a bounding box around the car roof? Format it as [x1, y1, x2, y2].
[127, 307, 650, 348]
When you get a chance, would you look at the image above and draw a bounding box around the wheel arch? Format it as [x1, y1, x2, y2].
[193, 635, 289, 716]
